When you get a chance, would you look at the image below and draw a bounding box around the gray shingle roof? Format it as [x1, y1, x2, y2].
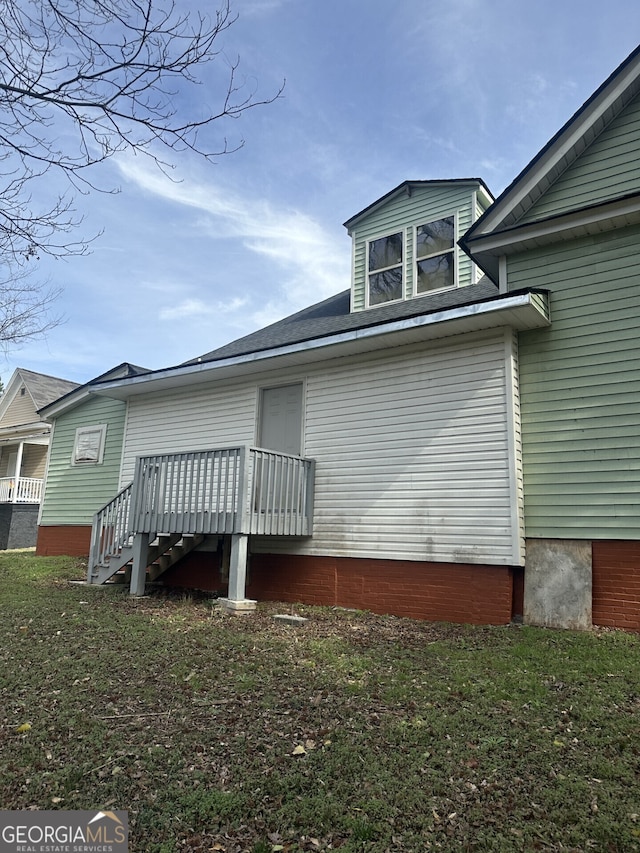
[17, 369, 80, 411]
[36, 362, 150, 417]
[186, 278, 500, 365]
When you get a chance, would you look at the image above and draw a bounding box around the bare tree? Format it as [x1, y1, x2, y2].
[0, 0, 281, 341]
[0, 268, 62, 348]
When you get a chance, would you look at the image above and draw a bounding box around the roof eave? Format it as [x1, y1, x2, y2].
[343, 179, 494, 232]
[91, 290, 550, 401]
[466, 44, 640, 241]
[462, 192, 640, 268]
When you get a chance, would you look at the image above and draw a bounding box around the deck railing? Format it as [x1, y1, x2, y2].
[90, 446, 315, 572]
[0, 476, 43, 503]
[89, 482, 133, 574]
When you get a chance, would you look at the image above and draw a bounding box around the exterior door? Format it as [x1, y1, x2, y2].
[256, 384, 303, 514]
[258, 383, 303, 455]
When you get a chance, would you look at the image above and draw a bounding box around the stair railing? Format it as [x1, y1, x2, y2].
[88, 482, 133, 581]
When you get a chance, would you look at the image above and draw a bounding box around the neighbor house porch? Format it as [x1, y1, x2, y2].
[0, 439, 46, 504]
[0, 439, 47, 549]
[88, 445, 315, 610]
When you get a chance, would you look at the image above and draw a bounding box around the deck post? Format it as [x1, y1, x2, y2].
[220, 533, 256, 613]
[129, 532, 150, 596]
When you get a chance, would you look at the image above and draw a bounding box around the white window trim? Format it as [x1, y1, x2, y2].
[365, 229, 406, 309]
[72, 424, 107, 466]
[412, 212, 458, 298]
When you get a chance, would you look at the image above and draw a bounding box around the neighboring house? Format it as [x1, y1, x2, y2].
[36, 363, 147, 556]
[35, 44, 640, 630]
[0, 368, 78, 549]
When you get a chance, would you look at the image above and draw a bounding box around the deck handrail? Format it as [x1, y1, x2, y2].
[131, 446, 315, 536]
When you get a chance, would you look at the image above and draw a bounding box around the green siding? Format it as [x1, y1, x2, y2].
[350, 184, 479, 311]
[39, 396, 127, 525]
[508, 224, 640, 539]
[520, 93, 640, 223]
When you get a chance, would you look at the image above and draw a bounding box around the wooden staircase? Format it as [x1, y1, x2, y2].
[90, 531, 205, 586]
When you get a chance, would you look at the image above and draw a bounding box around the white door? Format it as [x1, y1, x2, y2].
[256, 384, 304, 514]
[259, 384, 303, 455]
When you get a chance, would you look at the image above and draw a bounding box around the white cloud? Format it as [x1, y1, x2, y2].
[116, 156, 350, 320]
[159, 296, 248, 321]
[235, 0, 292, 15]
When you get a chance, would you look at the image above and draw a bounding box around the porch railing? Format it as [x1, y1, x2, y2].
[90, 446, 315, 571]
[0, 476, 43, 503]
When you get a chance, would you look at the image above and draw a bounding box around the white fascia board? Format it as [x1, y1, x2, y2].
[475, 56, 640, 236]
[39, 388, 93, 421]
[92, 292, 549, 400]
[0, 426, 50, 444]
[467, 194, 640, 256]
[38, 365, 142, 420]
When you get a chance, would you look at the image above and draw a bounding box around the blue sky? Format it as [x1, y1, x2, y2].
[4, 0, 640, 385]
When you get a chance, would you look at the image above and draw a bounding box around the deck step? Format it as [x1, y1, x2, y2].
[92, 545, 134, 585]
[148, 533, 205, 581]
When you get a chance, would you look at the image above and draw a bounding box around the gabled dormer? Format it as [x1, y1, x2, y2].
[343, 179, 494, 312]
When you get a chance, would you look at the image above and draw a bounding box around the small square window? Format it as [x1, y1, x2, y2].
[72, 424, 107, 465]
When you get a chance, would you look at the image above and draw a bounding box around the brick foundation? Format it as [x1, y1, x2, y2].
[36, 525, 92, 557]
[158, 550, 225, 592]
[36, 525, 515, 624]
[593, 541, 640, 631]
[156, 552, 515, 624]
[245, 555, 514, 624]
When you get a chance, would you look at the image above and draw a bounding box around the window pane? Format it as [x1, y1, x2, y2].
[368, 232, 403, 272]
[416, 253, 454, 293]
[369, 268, 403, 305]
[416, 217, 454, 259]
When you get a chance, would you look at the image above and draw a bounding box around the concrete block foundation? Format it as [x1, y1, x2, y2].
[0, 504, 39, 550]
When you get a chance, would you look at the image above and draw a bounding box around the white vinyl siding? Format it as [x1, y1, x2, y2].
[121, 385, 258, 484]
[121, 330, 522, 566]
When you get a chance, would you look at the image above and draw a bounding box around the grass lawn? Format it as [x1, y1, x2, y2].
[1, 553, 640, 852]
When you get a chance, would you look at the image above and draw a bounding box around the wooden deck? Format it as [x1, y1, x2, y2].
[88, 446, 315, 601]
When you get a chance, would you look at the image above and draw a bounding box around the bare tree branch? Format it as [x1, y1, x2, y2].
[0, 0, 282, 344]
[0, 265, 63, 347]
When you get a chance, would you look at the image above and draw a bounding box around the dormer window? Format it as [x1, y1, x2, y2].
[368, 231, 403, 306]
[415, 216, 455, 294]
[346, 180, 492, 313]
